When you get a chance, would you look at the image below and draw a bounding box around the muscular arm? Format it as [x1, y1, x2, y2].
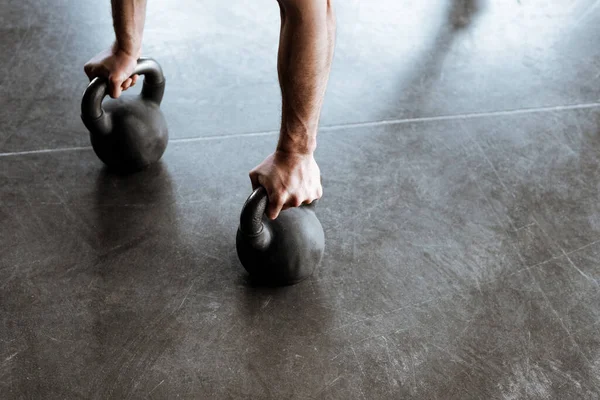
[250, 0, 336, 219]
[111, 0, 147, 57]
[276, 0, 335, 155]
[84, 0, 147, 98]
[86, 0, 336, 217]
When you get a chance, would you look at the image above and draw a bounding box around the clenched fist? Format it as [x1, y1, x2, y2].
[249, 151, 323, 220]
[84, 45, 140, 98]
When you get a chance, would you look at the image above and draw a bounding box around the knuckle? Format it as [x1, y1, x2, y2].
[272, 193, 286, 208]
[289, 195, 302, 207]
[109, 75, 121, 85]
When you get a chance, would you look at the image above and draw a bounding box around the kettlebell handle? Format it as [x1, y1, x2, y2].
[81, 57, 166, 120]
[239, 187, 268, 236]
[239, 186, 319, 236]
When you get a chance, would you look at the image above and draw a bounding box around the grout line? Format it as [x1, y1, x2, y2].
[171, 129, 280, 143]
[0, 146, 92, 157]
[1, 102, 600, 158]
[318, 102, 600, 132]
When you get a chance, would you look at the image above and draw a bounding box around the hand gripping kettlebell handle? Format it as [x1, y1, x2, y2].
[81, 57, 166, 121]
[239, 186, 320, 236]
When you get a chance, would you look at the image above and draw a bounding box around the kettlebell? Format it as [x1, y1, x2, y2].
[236, 187, 325, 286]
[81, 57, 168, 173]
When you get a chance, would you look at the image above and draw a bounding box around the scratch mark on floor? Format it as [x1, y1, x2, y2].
[88, 277, 98, 289]
[458, 119, 516, 200]
[177, 282, 195, 311]
[534, 273, 594, 368]
[351, 346, 366, 378]
[330, 350, 346, 362]
[409, 351, 417, 393]
[513, 222, 537, 232]
[4, 352, 19, 363]
[530, 217, 599, 288]
[313, 375, 344, 397]
[261, 296, 272, 310]
[565, 238, 600, 256]
[564, 254, 600, 287]
[380, 335, 398, 387]
[45, 334, 60, 342]
[148, 379, 165, 395]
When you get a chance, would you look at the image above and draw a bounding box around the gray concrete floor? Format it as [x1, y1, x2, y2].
[2, 0, 600, 398]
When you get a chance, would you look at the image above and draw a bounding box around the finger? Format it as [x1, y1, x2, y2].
[122, 78, 133, 91]
[287, 194, 302, 209]
[302, 189, 322, 206]
[131, 74, 139, 86]
[267, 192, 286, 220]
[316, 185, 323, 199]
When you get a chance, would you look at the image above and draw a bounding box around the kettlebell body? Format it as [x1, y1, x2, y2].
[236, 187, 325, 285]
[81, 58, 168, 173]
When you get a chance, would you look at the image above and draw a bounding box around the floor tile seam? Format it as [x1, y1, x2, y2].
[2, 103, 600, 158]
[317, 103, 600, 132]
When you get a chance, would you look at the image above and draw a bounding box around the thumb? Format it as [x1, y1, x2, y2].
[249, 170, 260, 190]
[83, 63, 95, 81]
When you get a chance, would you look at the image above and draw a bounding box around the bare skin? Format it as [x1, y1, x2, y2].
[84, 0, 146, 98]
[84, 0, 336, 219]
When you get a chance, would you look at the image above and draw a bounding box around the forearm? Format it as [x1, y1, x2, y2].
[276, 0, 335, 155]
[111, 0, 147, 56]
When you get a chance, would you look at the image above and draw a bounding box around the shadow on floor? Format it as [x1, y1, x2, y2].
[389, 0, 484, 118]
[86, 162, 189, 396]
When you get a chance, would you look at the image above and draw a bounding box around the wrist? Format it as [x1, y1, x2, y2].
[276, 132, 317, 155]
[112, 40, 141, 59]
[276, 144, 316, 156]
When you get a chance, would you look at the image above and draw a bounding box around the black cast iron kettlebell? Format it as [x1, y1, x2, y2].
[236, 187, 325, 286]
[81, 57, 168, 173]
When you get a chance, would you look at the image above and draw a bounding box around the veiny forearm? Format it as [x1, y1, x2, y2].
[276, 0, 335, 154]
[111, 0, 147, 55]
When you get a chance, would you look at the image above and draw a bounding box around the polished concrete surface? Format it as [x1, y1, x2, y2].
[2, 0, 600, 398]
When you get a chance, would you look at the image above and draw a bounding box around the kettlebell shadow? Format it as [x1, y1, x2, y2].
[235, 276, 336, 360]
[86, 162, 191, 393]
[92, 161, 178, 252]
